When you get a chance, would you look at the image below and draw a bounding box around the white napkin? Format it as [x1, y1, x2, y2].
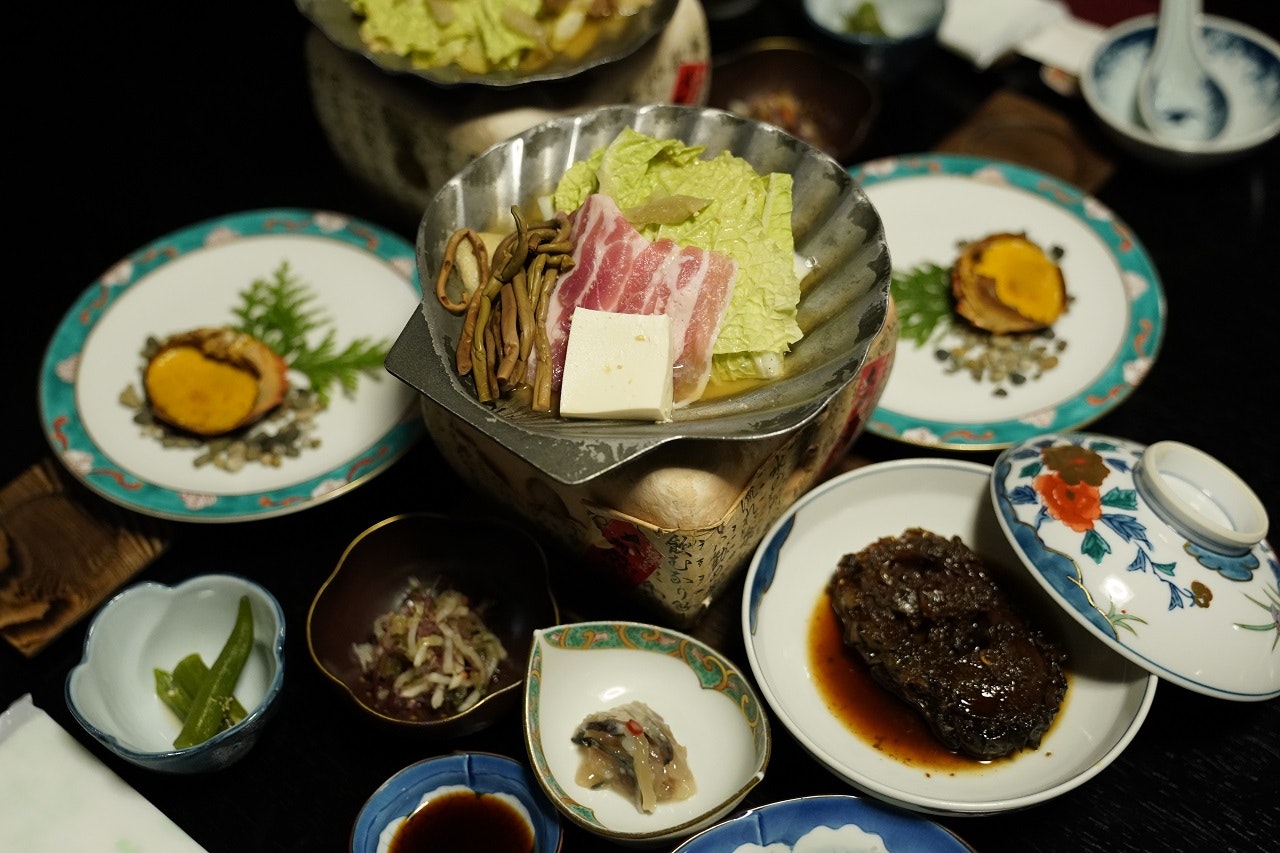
[939, 0, 1073, 69]
[0, 695, 207, 853]
[1017, 13, 1107, 77]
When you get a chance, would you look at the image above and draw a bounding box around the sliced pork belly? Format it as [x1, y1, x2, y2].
[659, 245, 737, 405]
[530, 194, 737, 408]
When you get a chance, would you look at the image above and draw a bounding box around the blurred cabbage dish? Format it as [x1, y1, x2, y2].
[345, 0, 656, 75]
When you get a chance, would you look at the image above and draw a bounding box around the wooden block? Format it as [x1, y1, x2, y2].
[934, 88, 1115, 193]
[0, 458, 171, 657]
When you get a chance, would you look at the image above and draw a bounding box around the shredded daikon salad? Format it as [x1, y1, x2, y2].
[352, 578, 508, 720]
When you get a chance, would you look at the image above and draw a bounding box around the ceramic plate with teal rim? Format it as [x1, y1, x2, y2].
[39, 208, 424, 523]
[850, 154, 1165, 451]
[523, 621, 770, 846]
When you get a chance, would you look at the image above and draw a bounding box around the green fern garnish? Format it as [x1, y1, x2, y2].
[231, 261, 391, 407]
[891, 262, 954, 348]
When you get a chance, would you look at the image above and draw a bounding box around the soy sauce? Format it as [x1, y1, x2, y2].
[388, 790, 534, 853]
[807, 592, 980, 771]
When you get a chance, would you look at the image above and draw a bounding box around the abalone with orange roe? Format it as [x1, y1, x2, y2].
[143, 327, 289, 436]
[951, 232, 1068, 334]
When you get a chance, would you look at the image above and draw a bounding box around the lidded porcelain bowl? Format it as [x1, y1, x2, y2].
[992, 432, 1277, 701]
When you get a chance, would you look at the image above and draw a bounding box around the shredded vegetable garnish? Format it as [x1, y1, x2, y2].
[352, 579, 508, 720]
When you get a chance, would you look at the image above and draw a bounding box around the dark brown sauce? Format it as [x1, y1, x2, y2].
[808, 592, 993, 772]
[388, 790, 534, 853]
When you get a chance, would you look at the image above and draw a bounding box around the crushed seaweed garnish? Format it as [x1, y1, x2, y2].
[891, 257, 1070, 397]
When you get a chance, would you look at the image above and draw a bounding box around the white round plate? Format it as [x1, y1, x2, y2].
[742, 458, 1158, 816]
[39, 209, 424, 522]
[850, 154, 1165, 450]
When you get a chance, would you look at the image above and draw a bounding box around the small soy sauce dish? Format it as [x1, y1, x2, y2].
[351, 752, 562, 853]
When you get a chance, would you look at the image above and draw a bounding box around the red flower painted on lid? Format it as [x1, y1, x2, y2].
[1034, 471, 1102, 533]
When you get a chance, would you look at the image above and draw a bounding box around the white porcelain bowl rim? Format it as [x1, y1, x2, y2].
[1135, 440, 1268, 553]
[65, 573, 286, 764]
[1080, 13, 1280, 155]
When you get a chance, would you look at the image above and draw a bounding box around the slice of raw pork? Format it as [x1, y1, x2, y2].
[531, 194, 737, 407]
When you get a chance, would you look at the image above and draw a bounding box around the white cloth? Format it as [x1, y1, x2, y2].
[939, 0, 1073, 69]
[0, 695, 207, 852]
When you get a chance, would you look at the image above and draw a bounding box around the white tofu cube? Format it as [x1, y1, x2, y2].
[558, 308, 674, 422]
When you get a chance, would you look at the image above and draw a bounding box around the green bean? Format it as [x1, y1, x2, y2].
[172, 653, 247, 726]
[155, 668, 191, 721]
[173, 595, 254, 749]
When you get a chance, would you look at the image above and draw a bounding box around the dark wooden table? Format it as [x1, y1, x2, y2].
[5, 1, 1277, 851]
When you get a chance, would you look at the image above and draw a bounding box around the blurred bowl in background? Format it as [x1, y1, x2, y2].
[66, 574, 286, 774]
[708, 37, 880, 164]
[295, 0, 679, 88]
[802, 0, 947, 84]
[1080, 13, 1280, 169]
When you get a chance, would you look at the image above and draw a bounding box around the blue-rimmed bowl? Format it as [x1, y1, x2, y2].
[352, 752, 562, 852]
[1080, 13, 1280, 169]
[66, 573, 286, 773]
[673, 794, 976, 852]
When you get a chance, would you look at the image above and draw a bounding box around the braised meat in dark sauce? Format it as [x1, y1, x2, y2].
[827, 527, 1068, 760]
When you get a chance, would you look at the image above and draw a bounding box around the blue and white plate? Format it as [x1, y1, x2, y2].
[851, 154, 1165, 451]
[39, 209, 424, 522]
[673, 794, 974, 853]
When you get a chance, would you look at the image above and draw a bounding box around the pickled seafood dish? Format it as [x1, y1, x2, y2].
[571, 700, 696, 813]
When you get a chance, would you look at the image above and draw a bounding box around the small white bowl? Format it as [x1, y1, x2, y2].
[742, 459, 1157, 816]
[523, 621, 770, 846]
[1080, 13, 1280, 169]
[66, 574, 286, 773]
[802, 0, 947, 83]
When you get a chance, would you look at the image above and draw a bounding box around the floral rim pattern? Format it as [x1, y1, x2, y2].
[525, 621, 767, 834]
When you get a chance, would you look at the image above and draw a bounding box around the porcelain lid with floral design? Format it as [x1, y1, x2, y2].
[992, 432, 1278, 701]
